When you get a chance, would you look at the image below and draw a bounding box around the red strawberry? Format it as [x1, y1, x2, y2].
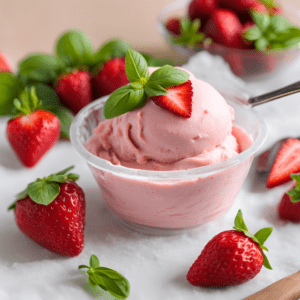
[187, 210, 272, 287]
[165, 17, 181, 35]
[188, 0, 219, 22]
[278, 174, 300, 222]
[9, 166, 85, 257]
[92, 57, 129, 99]
[238, 0, 269, 24]
[150, 80, 193, 118]
[56, 70, 92, 114]
[6, 88, 60, 167]
[0, 52, 12, 72]
[204, 9, 244, 48]
[220, 0, 258, 13]
[267, 138, 300, 188]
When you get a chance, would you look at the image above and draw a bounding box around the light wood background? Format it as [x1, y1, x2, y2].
[1, 0, 300, 68]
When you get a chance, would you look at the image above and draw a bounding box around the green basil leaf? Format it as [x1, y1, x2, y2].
[16, 188, 29, 201]
[88, 277, 97, 289]
[103, 85, 146, 119]
[55, 31, 94, 68]
[141, 53, 176, 67]
[125, 49, 149, 83]
[254, 227, 273, 246]
[94, 39, 130, 64]
[243, 26, 262, 41]
[148, 65, 189, 88]
[251, 11, 270, 31]
[93, 267, 130, 299]
[46, 174, 68, 183]
[78, 265, 89, 270]
[33, 83, 61, 108]
[270, 15, 291, 33]
[255, 37, 269, 50]
[46, 106, 73, 139]
[18, 54, 62, 84]
[27, 181, 60, 205]
[90, 255, 100, 269]
[144, 82, 167, 97]
[0, 73, 23, 116]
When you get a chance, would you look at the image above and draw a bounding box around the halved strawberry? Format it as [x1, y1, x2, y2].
[267, 138, 300, 188]
[150, 80, 193, 118]
[0, 52, 12, 72]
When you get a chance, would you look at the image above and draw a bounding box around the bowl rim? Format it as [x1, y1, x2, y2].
[157, 0, 300, 55]
[70, 94, 268, 181]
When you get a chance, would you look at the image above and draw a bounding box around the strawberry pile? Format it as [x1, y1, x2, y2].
[165, 0, 300, 52]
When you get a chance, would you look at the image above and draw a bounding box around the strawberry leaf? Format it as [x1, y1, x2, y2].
[233, 209, 248, 231]
[242, 26, 262, 41]
[287, 173, 300, 203]
[125, 49, 149, 83]
[0, 73, 24, 116]
[254, 227, 273, 246]
[262, 252, 273, 270]
[55, 166, 74, 175]
[27, 180, 60, 205]
[55, 31, 94, 68]
[251, 11, 270, 31]
[141, 53, 176, 67]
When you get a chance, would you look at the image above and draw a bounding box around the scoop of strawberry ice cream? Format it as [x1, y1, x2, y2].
[85, 68, 247, 170]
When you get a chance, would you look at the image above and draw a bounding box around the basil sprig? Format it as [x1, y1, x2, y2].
[103, 49, 189, 119]
[79, 254, 130, 299]
[243, 12, 300, 50]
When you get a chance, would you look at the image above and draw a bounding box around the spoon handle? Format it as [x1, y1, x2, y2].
[248, 81, 300, 107]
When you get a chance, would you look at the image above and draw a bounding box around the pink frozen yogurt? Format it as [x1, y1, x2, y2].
[84, 68, 254, 229]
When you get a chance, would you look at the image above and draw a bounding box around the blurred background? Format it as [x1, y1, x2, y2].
[1, 0, 300, 68]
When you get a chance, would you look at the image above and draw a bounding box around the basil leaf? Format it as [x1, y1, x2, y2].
[148, 65, 189, 88]
[56, 31, 94, 68]
[16, 188, 29, 201]
[90, 254, 100, 269]
[144, 82, 167, 97]
[46, 106, 74, 139]
[88, 277, 97, 289]
[243, 26, 262, 41]
[0, 73, 23, 116]
[33, 83, 61, 108]
[141, 53, 176, 67]
[103, 85, 146, 119]
[27, 181, 60, 205]
[18, 54, 62, 84]
[251, 11, 270, 31]
[93, 267, 130, 299]
[125, 49, 149, 83]
[94, 39, 130, 64]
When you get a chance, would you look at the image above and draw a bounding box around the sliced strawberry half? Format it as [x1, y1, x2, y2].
[267, 138, 300, 188]
[0, 52, 12, 72]
[150, 80, 193, 118]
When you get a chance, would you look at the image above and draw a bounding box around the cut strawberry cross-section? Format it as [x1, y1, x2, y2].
[150, 80, 193, 118]
[267, 138, 300, 188]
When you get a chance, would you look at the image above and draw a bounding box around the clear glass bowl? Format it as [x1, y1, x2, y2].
[70, 82, 267, 234]
[157, 0, 300, 78]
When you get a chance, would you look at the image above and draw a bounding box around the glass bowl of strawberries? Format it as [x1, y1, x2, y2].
[157, 0, 300, 78]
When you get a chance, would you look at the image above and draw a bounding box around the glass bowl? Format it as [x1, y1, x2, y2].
[70, 83, 267, 234]
[157, 0, 300, 78]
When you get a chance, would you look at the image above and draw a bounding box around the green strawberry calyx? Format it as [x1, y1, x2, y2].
[8, 166, 79, 210]
[242, 11, 300, 51]
[78, 254, 130, 299]
[287, 173, 300, 202]
[233, 209, 273, 270]
[171, 19, 212, 48]
[103, 49, 189, 119]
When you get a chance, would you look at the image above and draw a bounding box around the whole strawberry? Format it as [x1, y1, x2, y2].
[56, 69, 93, 114]
[92, 57, 129, 99]
[187, 210, 272, 287]
[6, 87, 60, 168]
[188, 0, 219, 22]
[9, 166, 85, 257]
[278, 173, 300, 222]
[165, 17, 181, 35]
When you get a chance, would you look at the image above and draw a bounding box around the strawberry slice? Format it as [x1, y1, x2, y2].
[267, 138, 300, 188]
[150, 80, 193, 118]
[0, 52, 12, 72]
